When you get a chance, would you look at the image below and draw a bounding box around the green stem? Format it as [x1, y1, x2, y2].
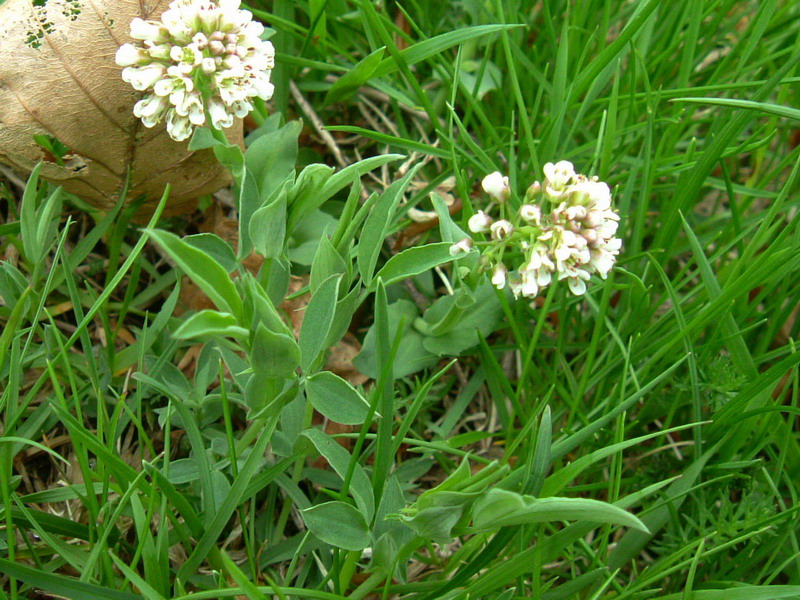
[347, 571, 386, 600]
[274, 400, 314, 541]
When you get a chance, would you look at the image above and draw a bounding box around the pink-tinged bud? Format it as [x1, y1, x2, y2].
[192, 32, 209, 49]
[481, 171, 511, 202]
[209, 40, 226, 55]
[525, 181, 542, 200]
[565, 205, 587, 220]
[468, 210, 493, 233]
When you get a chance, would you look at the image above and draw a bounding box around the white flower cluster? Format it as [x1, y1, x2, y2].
[115, 0, 275, 142]
[451, 161, 621, 299]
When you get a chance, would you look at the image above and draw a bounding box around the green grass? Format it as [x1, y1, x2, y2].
[2, 0, 800, 598]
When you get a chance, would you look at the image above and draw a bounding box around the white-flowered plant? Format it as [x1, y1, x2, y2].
[116, 0, 275, 142]
[450, 162, 621, 300]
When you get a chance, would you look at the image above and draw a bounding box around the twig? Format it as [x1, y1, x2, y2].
[0, 164, 26, 192]
[289, 80, 349, 169]
[325, 74, 430, 122]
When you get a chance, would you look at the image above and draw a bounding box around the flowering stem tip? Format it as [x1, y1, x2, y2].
[116, 0, 275, 142]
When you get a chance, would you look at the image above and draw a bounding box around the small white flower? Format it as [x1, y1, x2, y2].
[251, 71, 275, 101]
[537, 268, 552, 287]
[571, 180, 612, 209]
[153, 73, 193, 97]
[543, 161, 576, 189]
[122, 64, 167, 90]
[133, 94, 168, 121]
[543, 160, 577, 199]
[490, 219, 514, 241]
[201, 57, 217, 74]
[449, 238, 474, 257]
[491, 264, 508, 290]
[568, 276, 587, 296]
[208, 97, 234, 129]
[166, 110, 193, 141]
[481, 171, 511, 202]
[590, 248, 616, 279]
[115, 43, 147, 66]
[596, 218, 619, 239]
[469, 160, 621, 302]
[129, 18, 168, 42]
[519, 204, 541, 224]
[173, 89, 202, 118]
[558, 263, 591, 296]
[468, 210, 493, 233]
[520, 269, 538, 298]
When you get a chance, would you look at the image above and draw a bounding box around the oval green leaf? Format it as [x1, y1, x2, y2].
[305, 371, 371, 425]
[302, 501, 371, 551]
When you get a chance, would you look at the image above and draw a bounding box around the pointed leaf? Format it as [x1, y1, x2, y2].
[147, 229, 243, 320]
[471, 488, 649, 533]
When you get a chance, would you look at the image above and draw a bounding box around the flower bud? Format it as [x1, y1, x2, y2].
[481, 171, 511, 202]
[147, 43, 172, 60]
[468, 210, 493, 233]
[525, 181, 541, 200]
[115, 43, 146, 67]
[130, 18, 168, 43]
[192, 32, 209, 49]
